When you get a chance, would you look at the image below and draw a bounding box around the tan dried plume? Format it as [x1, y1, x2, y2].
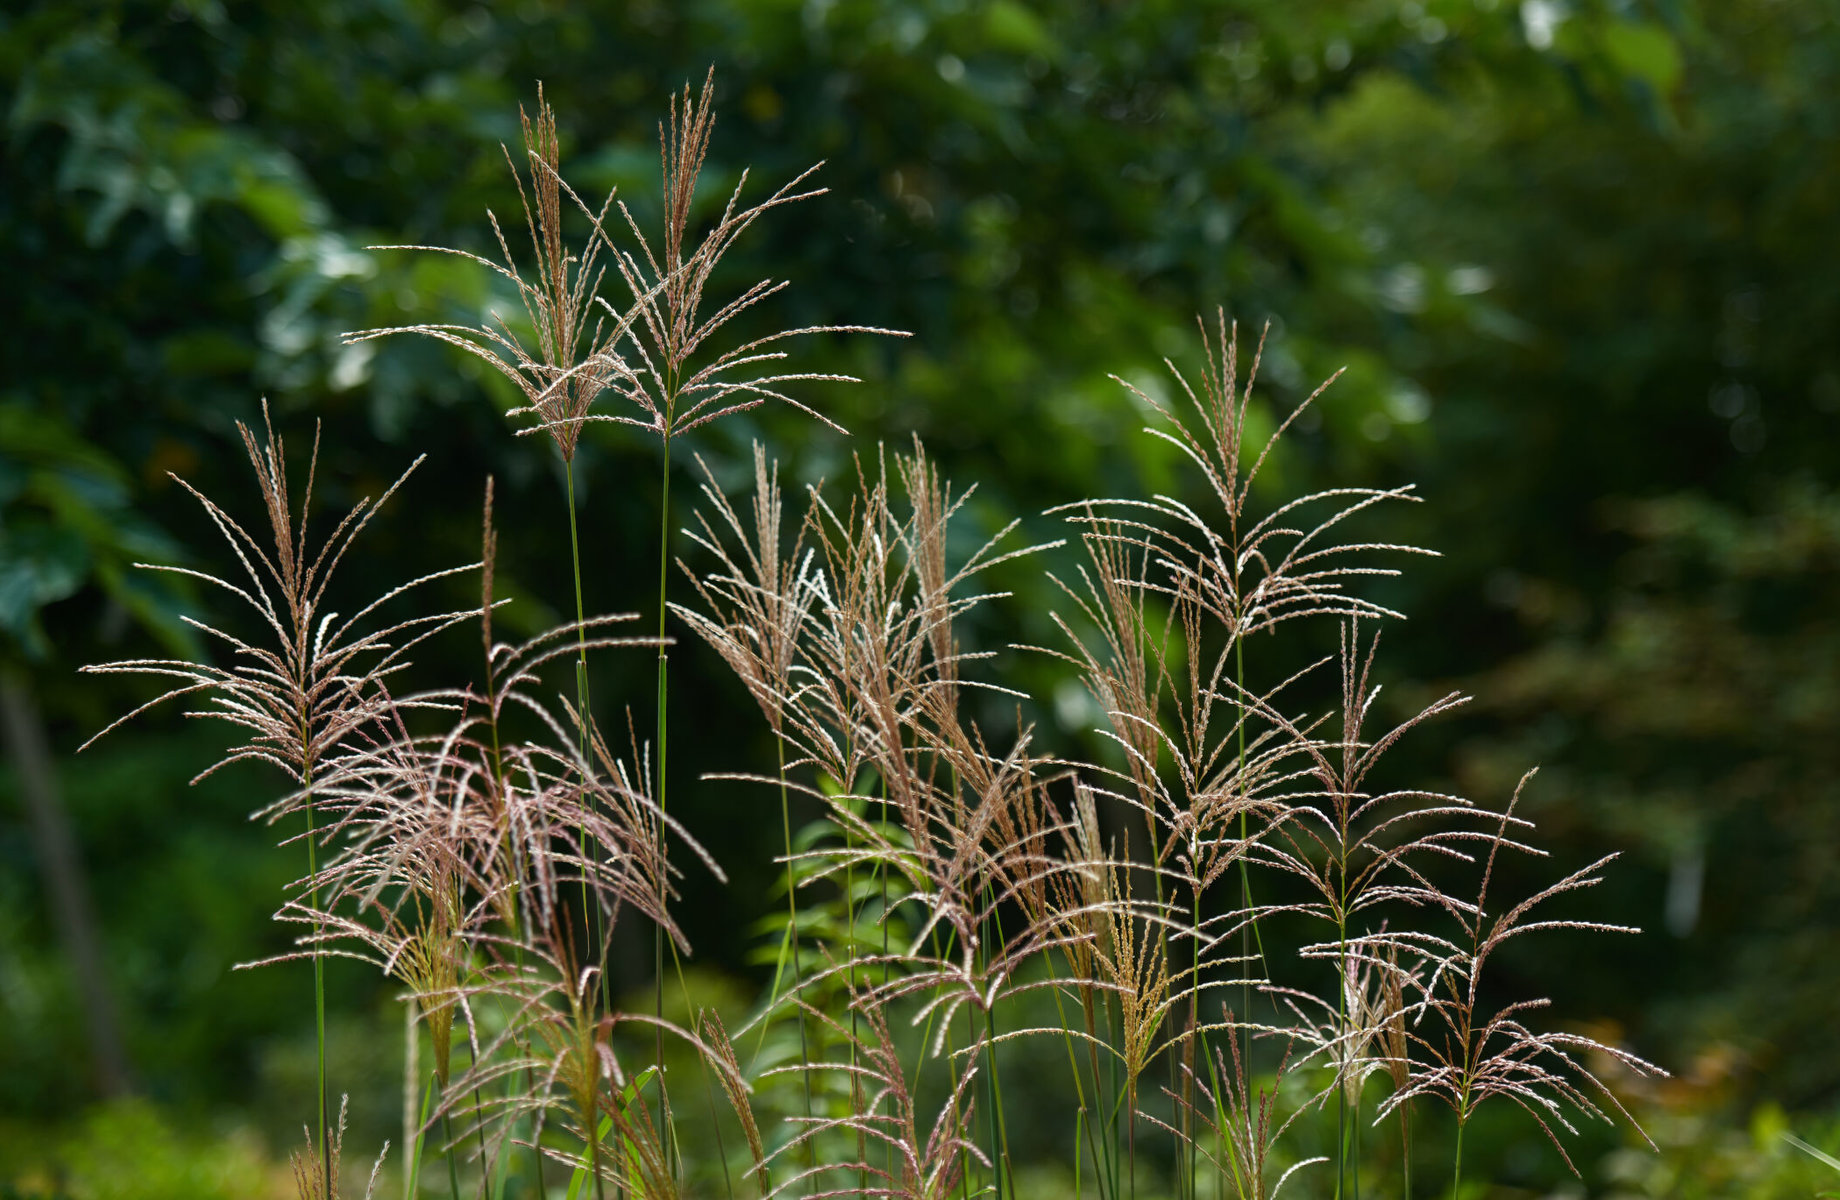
[290, 1096, 388, 1200]
[584, 68, 908, 442]
[671, 444, 819, 736]
[347, 86, 625, 463]
[764, 978, 987, 1200]
[1041, 314, 1435, 886]
[1375, 775, 1666, 1175]
[1151, 1014, 1324, 1200]
[80, 407, 477, 779]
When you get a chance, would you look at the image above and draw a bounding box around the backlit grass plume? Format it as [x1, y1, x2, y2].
[79, 407, 475, 1197]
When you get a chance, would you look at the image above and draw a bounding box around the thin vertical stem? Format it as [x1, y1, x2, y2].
[589, 1084, 609, 1200]
[564, 459, 603, 1013]
[1335, 864, 1351, 1199]
[1400, 1106, 1412, 1199]
[981, 878, 1013, 1200]
[1353, 1084, 1362, 1200]
[1450, 1118, 1464, 1200]
[1076, 983, 1117, 1200]
[483, 626, 546, 1200]
[1234, 635, 1255, 1076]
[302, 747, 329, 1200]
[1105, 990, 1121, 1200]
[1126, 1080, 1137, 1200]
[404, 1003, 418, 1200]
[653, 430, 675, 1166]
[776, 736, 817, 1189]
[405, 1061, 436, 1200]
[845, 803, 867, 1198]
[1049, 958, 1107, 1200]
[1187, 887, 1204, 1200]
[1336, 1052, 1346, 1200]
[984, 1002, 1011, 1200]
[964, 989, 978, 1200]
[565, 460, 593, 731]
[878, 780, 894, 1192]
[441, 1099, 464, 1200]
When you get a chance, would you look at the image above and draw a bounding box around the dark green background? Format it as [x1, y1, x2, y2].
[3, 0, 1837, 1192]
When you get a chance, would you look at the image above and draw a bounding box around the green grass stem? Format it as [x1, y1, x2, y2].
[653, 432, 674, 1162]
[300, 743, 329, 1200]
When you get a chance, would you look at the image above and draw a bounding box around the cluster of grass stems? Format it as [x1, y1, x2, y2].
[84, 77, 1663, 1200]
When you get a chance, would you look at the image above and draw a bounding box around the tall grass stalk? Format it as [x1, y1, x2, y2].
[302, 758, 329, 1197]
[1451, 1116, 1464, 1200]
[563, 459, 604, 1010]
[653, 430, 675, 1149]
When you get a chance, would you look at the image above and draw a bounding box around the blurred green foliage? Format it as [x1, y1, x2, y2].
[3, 0, 1838, 1191]
[1, 1098, 284, 1199]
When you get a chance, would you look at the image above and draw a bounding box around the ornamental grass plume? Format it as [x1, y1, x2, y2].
[673, 444, 818, 742]
[266, 709, 478, 1088]
[1154, 1013, 1323, 1200]
[1089, 841, 1176, 1126]
[1378, 775, 1665, 1190]
[1040, 316, 1435, 948]
[344, 85, 621, 464]
[1072, 313, 1430, 642]
[582, 68, 906, 444]
[775, 443, 1058, 978]
[682, 441, 1072, 1198]
[386, 676, 727, 1194]
[765, 977, 988, 1200]
[79, 405, 475, 1198]
[289, 1096, 388, 1200]
[698, 1009, 771, 1196]
[77, 407, 476, 778]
